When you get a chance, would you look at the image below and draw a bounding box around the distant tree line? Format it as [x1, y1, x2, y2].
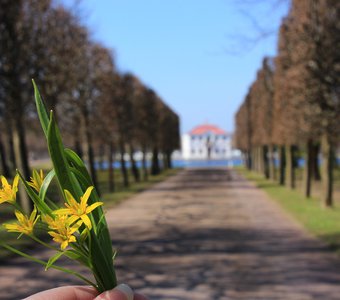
[0, 0, 180, 201]
[234, 0, 339, 206]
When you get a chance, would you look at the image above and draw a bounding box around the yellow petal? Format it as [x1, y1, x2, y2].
[67, 215, 80, 225]
[3, 223, 19, 231]
[14, 210, 26, 224]
[54, 208, 72, 215]
[12, 174, 19, 190]
[80, 214, 92, 229]
[81, 186, 94, 208]
[1, 176, 9, 188]
[61, 241, 68, 250]
[86, 202, 103, 214]
[64, 190, 76, 205]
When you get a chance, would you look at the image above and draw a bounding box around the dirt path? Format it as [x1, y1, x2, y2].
[2, 168, 340, 299]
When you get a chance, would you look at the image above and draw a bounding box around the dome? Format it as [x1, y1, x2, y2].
[189, 124, 227, 135]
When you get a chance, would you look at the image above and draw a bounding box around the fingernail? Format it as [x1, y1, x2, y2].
[115, 284, 134, 300]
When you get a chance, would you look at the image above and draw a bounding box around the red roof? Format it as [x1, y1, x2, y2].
[189, 124, 227, 135]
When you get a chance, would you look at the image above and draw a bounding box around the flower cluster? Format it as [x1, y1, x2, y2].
[0, 82, 117, 292]
[2, 174, 103, 250]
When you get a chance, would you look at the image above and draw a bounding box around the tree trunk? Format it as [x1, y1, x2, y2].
[98, 144, 106, 171]
[129, 144, 140, 182]
[17, 121, 30, 180]
[263, 145, 269, 179]
[312, 143, 321, 181]
[285, 144, 295, 189]
[81, 112, 99, 194]
[279, 145, 285, 185]
[0, 134, 11, 177]
[108, 141, 115, 192]
[74, 137, 83, 160]
[268, 144, 276, 181]
[142, 146, 148, 181]
[119, 142, 129, 187]
[166, 150, 172, 169]
[12, 123, 31, 213]
[321, 133, 333, 207]
[151, 146, 160, 175]
[253, 148, 257, 172]
[303, 139, 313, 198]
[7, 126, 16, 172]
[162, 152, 168, 170]
[246, 150, 252, 170]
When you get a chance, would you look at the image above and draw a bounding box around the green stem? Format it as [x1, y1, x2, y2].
[30, 235, 60, 252]
[0, 243, 97, 289]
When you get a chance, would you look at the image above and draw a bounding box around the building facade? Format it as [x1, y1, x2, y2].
[181, 124, 233, 160]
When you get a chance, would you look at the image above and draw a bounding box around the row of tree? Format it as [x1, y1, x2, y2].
[234, 0, 339, 206]
[0, 0, 180, 204]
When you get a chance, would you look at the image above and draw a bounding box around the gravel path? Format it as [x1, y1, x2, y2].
[2, 168, 340, 299]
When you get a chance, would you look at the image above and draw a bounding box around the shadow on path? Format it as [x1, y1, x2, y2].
[2, 168, 340, 299]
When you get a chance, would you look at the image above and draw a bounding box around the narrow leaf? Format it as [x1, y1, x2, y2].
[45, 251, 64, 270]
[39, 169, 55, 202]
[17, 171, 53, 216]
[32, 79, 50, 137]
[47, 112, 82, 199]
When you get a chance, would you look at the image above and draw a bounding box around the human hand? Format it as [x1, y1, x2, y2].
[24, 283, 149, 300]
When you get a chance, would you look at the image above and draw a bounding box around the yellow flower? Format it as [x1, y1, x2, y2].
[3, 207, 39, 235]
[54, 186, 103, 230]
[48, 222, 80, 250]
[0, 174, 19, 204]
[42, 214, 70, 231]
[28, 169, 44, 192]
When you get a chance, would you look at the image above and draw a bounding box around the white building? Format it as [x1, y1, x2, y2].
[181, 124, 233, 160]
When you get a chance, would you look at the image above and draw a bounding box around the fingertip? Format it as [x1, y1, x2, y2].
[95, 284, 133, 300]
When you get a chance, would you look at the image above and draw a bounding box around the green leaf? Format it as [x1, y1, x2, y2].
[47, 112, 83, 199]
[45, 251, 64, 270]
[65, 149, 93, 184]
[39, 169, 55, 203]
[89, 230, 117, 292]
[32, 79, 50, 138]
[17, 171, 53, 216]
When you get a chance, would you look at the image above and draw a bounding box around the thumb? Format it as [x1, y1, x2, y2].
[94, 284, 134, 300]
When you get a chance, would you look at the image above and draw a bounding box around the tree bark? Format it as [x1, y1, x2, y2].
[312, 143, 321, 181]
[0, 134, 11, 177]
[129, 144, 140, 182]
[81, 112, 99, 194]
[303, 139, 313, 198]
[245, 150, 252, 170]
[108, 141, 115, 192]
[278, 145, 285, 185]
[98, 144, 106, 171]
[321, 133, 333, 207]
[151, 146, 160, 175]
[166, 150, 172, 169]
[268, 144, 276, 181]
[263, 145, 269, 179]
[119, 141, 129, 187]
[12, 123, 31, 213]
[285, 144, 295, 189]
[7, 124, 16, 172]
[142, 146, 148, 181]
[74, 137, 83, 160]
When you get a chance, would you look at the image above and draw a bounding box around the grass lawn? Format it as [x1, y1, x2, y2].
[0, 166, 181, 261]
[238, 168, 340, 254]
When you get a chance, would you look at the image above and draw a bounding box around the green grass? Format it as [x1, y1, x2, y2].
[238, 168, 340, 254]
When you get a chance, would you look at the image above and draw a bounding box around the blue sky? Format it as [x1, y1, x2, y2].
[70, 0, 289, 133]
